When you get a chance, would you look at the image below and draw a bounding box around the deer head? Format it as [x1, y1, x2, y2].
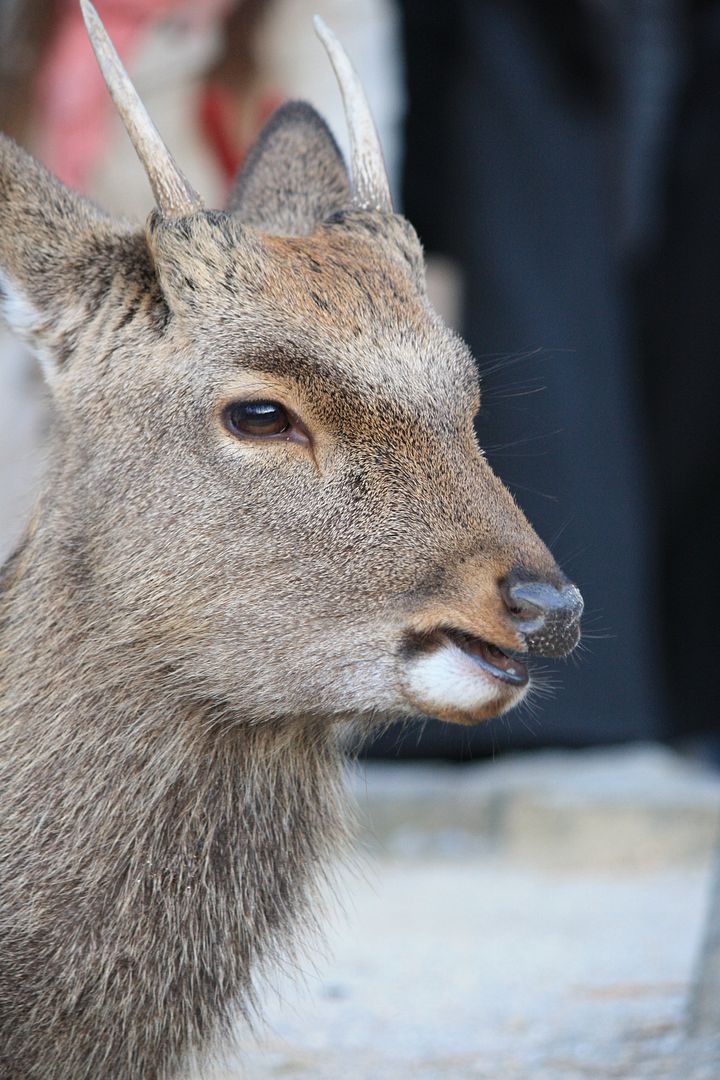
[0, 3, 582, 730]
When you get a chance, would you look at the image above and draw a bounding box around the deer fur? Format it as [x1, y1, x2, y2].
[0, 13, 581, 1080]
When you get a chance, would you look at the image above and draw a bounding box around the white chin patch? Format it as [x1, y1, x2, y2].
[404, 640, 522, 714]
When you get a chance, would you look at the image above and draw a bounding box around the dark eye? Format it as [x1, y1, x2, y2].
[224, 400, 292, 439]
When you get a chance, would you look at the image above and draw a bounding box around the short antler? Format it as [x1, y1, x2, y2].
[313, 15, 392, 213]
[80, 0, 203, 216]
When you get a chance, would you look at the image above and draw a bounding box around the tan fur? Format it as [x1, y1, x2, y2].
[0, 96, 579, 1079]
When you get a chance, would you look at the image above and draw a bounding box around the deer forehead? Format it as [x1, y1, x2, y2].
[147, 215, 479, 424]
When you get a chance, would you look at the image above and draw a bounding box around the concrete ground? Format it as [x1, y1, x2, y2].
[196, 745, 720, 1080]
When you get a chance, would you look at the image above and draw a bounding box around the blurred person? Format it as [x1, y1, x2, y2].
[395, 0, 719, 756]
[635, 1, 720, 753]
[0, 0, 401, 222]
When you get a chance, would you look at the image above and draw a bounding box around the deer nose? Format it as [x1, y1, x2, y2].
[500, 574, 584, 658]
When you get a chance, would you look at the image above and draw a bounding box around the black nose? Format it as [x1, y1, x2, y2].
[500, 574, 583, 657]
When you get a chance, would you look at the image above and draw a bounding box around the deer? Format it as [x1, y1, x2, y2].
[0, 3, 583, 1078]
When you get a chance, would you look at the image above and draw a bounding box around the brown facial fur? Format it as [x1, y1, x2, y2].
[0, 99, 576, 1079]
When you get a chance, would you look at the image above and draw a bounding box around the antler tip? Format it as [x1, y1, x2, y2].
[79, 0, 100, 35]
[312, 14, 332, 41]
[313, 12, 392, 213]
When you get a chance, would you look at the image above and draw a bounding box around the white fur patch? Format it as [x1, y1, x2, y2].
[0, 270, 41, 335]
[405, 640, 510, 713]
[0, 270, 56, 380]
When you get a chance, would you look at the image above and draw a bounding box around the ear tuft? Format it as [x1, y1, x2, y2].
[227, 101, 351, 236]
[1, 134, 161, 386]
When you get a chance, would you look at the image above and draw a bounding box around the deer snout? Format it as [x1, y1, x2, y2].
[500, 572, 583, 658]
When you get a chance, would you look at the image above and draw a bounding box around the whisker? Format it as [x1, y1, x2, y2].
[481, 381, 547, 403]
[483, 428, 565, 455]
[504, 481, 560, 502]
[547, 515, 575, 549]
[476, 346, 546, 378]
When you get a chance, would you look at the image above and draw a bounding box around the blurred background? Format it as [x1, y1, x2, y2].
[3, 5, 720, 1075]
[1, 0, 718, 759]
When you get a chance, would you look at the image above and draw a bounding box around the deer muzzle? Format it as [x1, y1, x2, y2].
[397, 560, 584, 725]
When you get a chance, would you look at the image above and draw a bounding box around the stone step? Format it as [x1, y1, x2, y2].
[349, 745, 720, 869]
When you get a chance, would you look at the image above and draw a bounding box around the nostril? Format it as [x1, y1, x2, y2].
[500, 580, 555, 626]
[505, 597, 543, 623]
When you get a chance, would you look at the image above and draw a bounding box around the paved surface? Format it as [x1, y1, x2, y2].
[192, 746, 720, 1080]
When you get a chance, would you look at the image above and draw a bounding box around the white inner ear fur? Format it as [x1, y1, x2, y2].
[405, 640, 527, 713]
[0, 270, 59, 385]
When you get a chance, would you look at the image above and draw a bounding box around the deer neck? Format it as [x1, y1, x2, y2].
[0, 521, 348, 1078]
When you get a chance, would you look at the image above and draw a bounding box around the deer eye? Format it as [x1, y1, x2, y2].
[224, 400, 292, 439]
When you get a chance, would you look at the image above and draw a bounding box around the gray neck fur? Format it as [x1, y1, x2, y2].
[0, 528, 347, 1079]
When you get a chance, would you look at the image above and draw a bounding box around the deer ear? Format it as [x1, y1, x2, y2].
[227, 101, 351, 236]
[0, 135, 151, 387]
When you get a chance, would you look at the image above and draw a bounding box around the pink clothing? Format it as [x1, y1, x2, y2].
[36, 0, 232, 192]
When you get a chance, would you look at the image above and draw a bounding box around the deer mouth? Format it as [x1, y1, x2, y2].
[442, 628, 529, 687]
[400, 625, 532, 724]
